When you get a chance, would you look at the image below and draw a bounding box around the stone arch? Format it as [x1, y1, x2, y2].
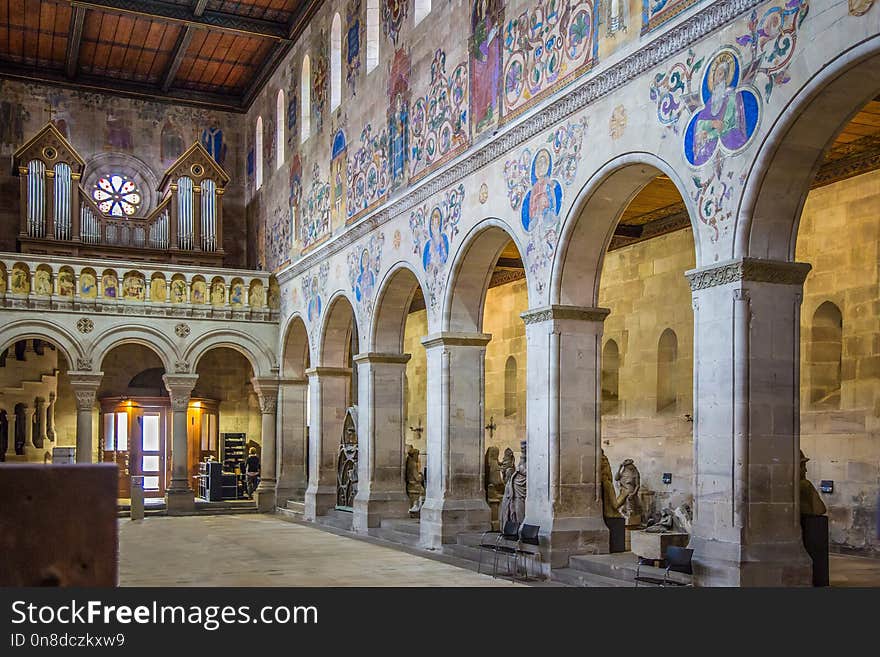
[738, 36, 880, 260]
[552, 152, 698, 307]
[281, 313, 310, 378]
[442, 218, 530, 333]
[91, 325, 179, 373]
[318, 291, 358, 368]
[185, 329, 276, 378]
[0, 318, 82, 369]
[370, 261, 428, 353]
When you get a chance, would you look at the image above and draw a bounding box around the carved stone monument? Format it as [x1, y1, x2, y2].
[336, 407, 358, 509]
[405, 443, 425, 515]
[799, 450, 829, 586]
[500, 447, 515, 484]
[600, 450, 625, 552]
[499, 440, 527, 530]
[484, 445, 505, 530]
[614, 458, 643, 526]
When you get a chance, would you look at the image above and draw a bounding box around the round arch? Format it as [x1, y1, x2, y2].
[442, 218, 531, 333]
[0, 318, 82, 369]
[551, 152, 698, 308]
[280, 313, 310, 378]
[91, 325, 179, 373]
[370, 261, 428, 353]
[185, 329, 276, 378]
[318, 291, 358, 368]
[737, 37, 880, 260]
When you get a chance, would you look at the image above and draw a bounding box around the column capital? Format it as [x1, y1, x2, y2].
[305, 366, 352, 378]
[251, 376, 280, 414]
[685, 258, 812, 292]
[420, 332, 491, 349]
[163, 373, 198, 409]
[352, 352, 412, 365]
[67, 371, 103, 411]
[520, 305, 610, 325]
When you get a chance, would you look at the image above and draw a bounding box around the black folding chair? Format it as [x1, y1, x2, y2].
[513, 524, 542, 581]
[477, 521, 519, 577]
[634, 546, 693, 587]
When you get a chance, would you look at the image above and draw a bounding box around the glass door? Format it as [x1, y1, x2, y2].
[140, 412, 165, 497]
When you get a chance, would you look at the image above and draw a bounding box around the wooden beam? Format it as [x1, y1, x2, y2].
[70, 0, 290, 40]
[161, 27, 193, 92]
[65, 6, 86, 79]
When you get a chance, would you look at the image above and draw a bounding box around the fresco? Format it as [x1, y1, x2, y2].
[104, 113, 133, 151]
[331, 130, 348, 230]
[470, 0, 504, 138]
[302, 261, 331, 335]
[347, 123, 389, 223]
[504, 117, 587, 291]
[80, 271, 97, 299]
[286, 93, 298, 154]
[382, 0, 409, 45]
[289, 153, 304, 245]
[263, 201, 292, 271]
[301, 164, 332, 252]
[313, 51, 329, 133]
[200, 126, 227, 166]
[410, 49, 469, 180]
[641, 0, 703, 35]
[387, 48, 412, 191]
[161, 119, 185, 166]
[410, 184, 465, 312]
[502, 0, 598, 119]
[347, 0, 362, 96]
[347, 233, 385, 319]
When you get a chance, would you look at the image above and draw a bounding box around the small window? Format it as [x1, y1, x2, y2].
[414, 0, 431, 25]
[366, 0, 379, 72]
[656, 329, 678, 413]
[602, 339, 620, 415]
[810, 301, 843, 409]
[331, 13, 342, 110]
[301, 56, 311, 142]
[276, 90, 285, 170]
[255, 117, 264, 189]
[504, 356, 517, 417]
[92, 174, 142, 217]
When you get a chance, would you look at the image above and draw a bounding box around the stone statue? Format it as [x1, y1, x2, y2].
[645, 507, 674, 533]
[614, 458, 642, 525]
[499, 440, 527, 529]
[484, 446, 504, 504]
[799, 450, 826, 516]
[673, 502, 693, 534]
[500, 447, 515, 483]
[405, 444, 425, 513]
[601, 450, 622, 519]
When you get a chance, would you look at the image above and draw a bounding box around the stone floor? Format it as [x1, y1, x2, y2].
[118, 514, 520, 586]
[830, 554, 880, 587]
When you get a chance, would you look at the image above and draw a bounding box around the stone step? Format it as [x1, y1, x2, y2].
[567, 552, 690, 586]
[275, 507, 302, 522]
[315, 509, 353, 531]
[368, 526, 422, 548]
[551, 568, 633, 588]
[285, 500, 305, 514]
[379, 518, 421, 535]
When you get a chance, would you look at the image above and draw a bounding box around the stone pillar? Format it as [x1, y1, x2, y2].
[46, 392, 56, 441]
[163, 373, 198, 515]
[521, 306, 611, 569]
[419, 333, 492, 549]
[252, 377, 280, 513]
[7, 411, 16, 458]
[33, 396, 47, 448]
[276, 378, 309, 503]
[68, 372, 102, 464]
[686, 258, 813, 587]
[304, 367, 351, 520]
[352, 353, 412, 532]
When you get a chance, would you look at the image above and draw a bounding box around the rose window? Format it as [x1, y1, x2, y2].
[92, 174, 142, 217]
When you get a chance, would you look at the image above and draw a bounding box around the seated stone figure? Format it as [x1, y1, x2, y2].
[645, 507, 675, 533]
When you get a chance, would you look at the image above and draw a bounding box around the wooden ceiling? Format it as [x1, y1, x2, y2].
[0, 0, 320, 111]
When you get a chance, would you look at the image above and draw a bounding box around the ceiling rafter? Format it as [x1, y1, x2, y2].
[69, 0, 291, 40]
[160, 0, 207, 92]
[65, 6, 87, 79]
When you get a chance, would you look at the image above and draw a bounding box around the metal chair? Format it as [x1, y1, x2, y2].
[477, 521, 519, 577]
[513, 524, 542, 581]
[634, 546, 693, 587]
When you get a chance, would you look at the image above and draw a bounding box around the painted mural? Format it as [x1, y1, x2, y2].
[331, 130, 348, 229]
[502, 0, 598, 120]
[347, 0, 363, 96]
[301, 164, 332, 252]
[201, 126, 227, 166]
[263, 201, 292, 271]
[641, 0, 703, 34]
[289, 153, 304, 242]
[264, 116, 276, 172]
[105, 113, 133, 151]
[504, 117, 587, 291]
[410, 184, 465, 312]
[286, 93, 298, 154]
[410, 50, 469, 180]
[302, 261, 331, 335]
[382, 0, 409, 45]
[347, 123, 390, 223]
[470, 0, 504, 137]
[313, 51, 329, 133]
[0, 97, 27, 150]
[80, 271, 97, 299]
[387, 48, 412, 191]
[604, 0, 629, 36]
[161, 119, 185, 166]
[347, 233, 385, 319]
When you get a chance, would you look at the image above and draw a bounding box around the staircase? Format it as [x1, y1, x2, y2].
[551, 552, 690, 587]
[367, 517, 422, 547]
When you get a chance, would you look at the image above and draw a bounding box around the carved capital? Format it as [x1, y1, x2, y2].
[686, 258, 812, 291]
[251, 377, 280, 415]
[162, 373, 199, 408]
[420, 332, 492, 349]
[352, 352, 412, 366]
[520, 305, 610, 325]
[68, 372, 103, 410]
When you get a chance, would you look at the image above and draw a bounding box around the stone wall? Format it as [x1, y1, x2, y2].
[193, 348, 262, 442]
[0, 79, 247, 267]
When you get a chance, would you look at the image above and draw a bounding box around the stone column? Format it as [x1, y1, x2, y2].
[33, 396, 47, 448]
[304, 367, 351, 520]
[521, 306, 611, 569]
[352, 352, 412, 532]
[46, 392, 56, 441]
[276, 378, 309, 504]
[7, 410, 16, 458]
[163, 373, 198, 515]
[252, 377, 280, 513]
[68, 372, 103, 464]
[419, 333, 492, 549]
[687, 258, 813, 587]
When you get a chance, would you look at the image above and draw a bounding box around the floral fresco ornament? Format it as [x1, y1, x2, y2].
[410, 184, 465, 312]
[347, 233, 385, 319]
[649, 48, 704, 134]
[301, 261, 331, 337]
[692, 154, 736, 243]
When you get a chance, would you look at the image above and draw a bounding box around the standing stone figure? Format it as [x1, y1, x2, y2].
[405, 444, 425, 513]
[799, 450, 826, 516]
[500, 447, 515, 484]
[484, 446, 505, 504]
[499, 440, 527, 529]
[614, 458, 642, 525]
[600, 450, 622, 519]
